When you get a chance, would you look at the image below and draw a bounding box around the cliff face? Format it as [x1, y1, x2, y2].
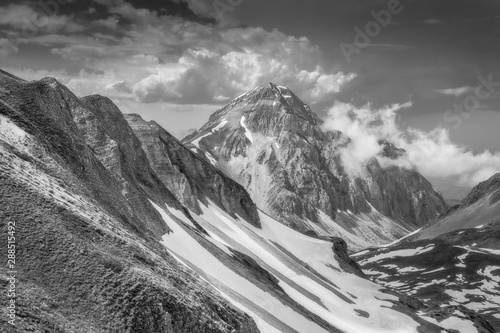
[125, 114, 261, 227]
[183, 83, 448, 246]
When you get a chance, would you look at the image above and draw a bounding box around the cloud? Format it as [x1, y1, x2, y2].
[93, 16, 120, 30]
[0, 4, 84, 34]
[172, 0, 214, 16]
[131, 42, 356, 104]
[16, 6, 354, 106]
[5, 1, 355, 106]
[171, 0, 240, 23]
[0, 38, 19, 57]
[322, 101, 500, 186]
[436, 86, 474, 97]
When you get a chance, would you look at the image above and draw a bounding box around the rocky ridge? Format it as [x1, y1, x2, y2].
[417, 172, 500, 240]
[125, 114, 260, 227]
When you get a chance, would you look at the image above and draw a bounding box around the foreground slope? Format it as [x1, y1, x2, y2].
[183, 82, 447, 249]
[0, 70, 259, 332]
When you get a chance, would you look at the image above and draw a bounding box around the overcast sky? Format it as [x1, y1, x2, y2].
[1, 0, 500, 196]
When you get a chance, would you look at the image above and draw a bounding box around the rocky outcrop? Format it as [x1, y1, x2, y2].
[183, 82, 448, 241]
[125, 114, 261, 228]
[460, 173, 500, 207]
[331, 238, 366, 278]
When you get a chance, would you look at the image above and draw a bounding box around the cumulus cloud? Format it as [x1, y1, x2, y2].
[172, 0, 240, 23]
[93, 16, 120, 30]
[4, 0, 355, 107]
[0, 4, 84, 34]
[436, 86, 474, 97]
[322, 102, 500, 186]
[25, 14, 354, 105]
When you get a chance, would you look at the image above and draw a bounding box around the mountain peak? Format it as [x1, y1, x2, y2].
[206, 82, 321, 132]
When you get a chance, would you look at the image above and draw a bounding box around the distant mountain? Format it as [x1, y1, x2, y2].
[183, 82, 448, 249]
[0, 69, 447, 333]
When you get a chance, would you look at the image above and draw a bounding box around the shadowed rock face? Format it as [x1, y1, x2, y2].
[183, 82, 448, 240]
[461, 173, 500, 207]
[125, 114, 261, 228]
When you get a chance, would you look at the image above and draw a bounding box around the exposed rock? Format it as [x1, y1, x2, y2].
[460, 173, 500, 207]
[125, 114, 261, 228]
[331, 238, 366, 278]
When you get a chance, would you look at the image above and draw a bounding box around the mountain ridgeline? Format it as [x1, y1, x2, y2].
[183, 82, 448, 248]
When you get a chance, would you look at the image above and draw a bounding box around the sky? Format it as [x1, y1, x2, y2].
[1, 0, 500, 198]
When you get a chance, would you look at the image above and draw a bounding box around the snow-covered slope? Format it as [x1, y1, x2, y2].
[152, 199, 445, 333]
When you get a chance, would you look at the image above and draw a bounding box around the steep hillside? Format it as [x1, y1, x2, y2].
[417, 173, 500, 240]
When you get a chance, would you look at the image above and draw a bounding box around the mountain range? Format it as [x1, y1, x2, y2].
[0, 68, 498, 332]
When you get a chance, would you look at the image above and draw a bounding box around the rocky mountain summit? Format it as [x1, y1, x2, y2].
[183, 82, 448, 249]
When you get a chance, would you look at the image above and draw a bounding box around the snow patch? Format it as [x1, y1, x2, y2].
[377, 228, 422, 248]
[240, 116, 253, 144]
